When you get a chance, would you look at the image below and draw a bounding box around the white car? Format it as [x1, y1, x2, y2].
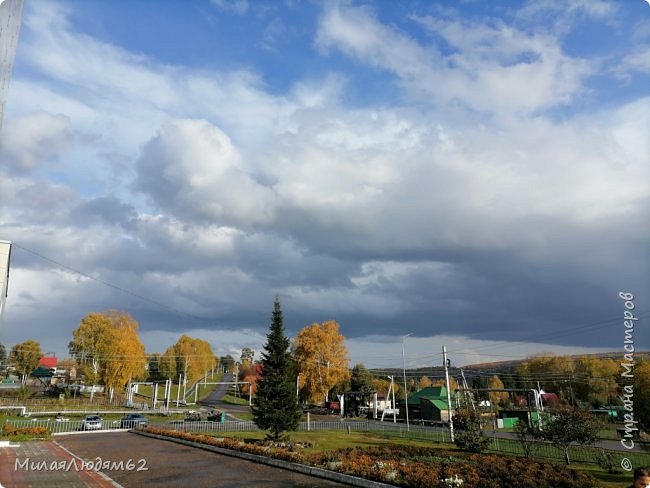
[81, 415, 103, 430]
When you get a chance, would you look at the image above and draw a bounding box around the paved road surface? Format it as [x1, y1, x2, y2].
[55, 432, 349, 487]
[198, 372, 251, 416]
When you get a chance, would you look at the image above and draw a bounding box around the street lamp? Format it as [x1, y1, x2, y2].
[402, 333, 413, 432]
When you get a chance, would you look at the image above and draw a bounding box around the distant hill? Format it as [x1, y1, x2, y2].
[370, 351, 649, 381]
[462, 351, 649, 375]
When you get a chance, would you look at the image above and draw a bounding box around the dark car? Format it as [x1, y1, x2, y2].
[120, 413, 148, 429]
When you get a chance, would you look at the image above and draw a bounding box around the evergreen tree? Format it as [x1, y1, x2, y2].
[350, 363, 374, 392]
[251, 297, 302, 441]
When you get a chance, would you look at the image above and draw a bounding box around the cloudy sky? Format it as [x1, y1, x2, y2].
[0, 0, 648, 369]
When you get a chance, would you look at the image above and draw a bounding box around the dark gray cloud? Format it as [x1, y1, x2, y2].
[1, 1, 648, 365]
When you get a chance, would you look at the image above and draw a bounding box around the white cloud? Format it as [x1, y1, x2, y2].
[0, 111, 73, 173]
[316, 5, 593, 114]
[1, 1, 647, 360]
[210, 0, 249, 15]
[134, 119, 276, 227]
[615, 44, 650, 80]
[516, 0, 619, 34]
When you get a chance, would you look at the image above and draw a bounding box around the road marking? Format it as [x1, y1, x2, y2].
[53, 441, 126, 488]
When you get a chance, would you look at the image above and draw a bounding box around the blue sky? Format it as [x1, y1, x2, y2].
[0, 0, 648, 368]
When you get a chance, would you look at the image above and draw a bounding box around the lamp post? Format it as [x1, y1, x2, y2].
[402, 333, 412, 432]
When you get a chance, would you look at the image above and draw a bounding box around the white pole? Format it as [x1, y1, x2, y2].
[176, 374, 181, 407]
[373, 392, 378, 419]
[402, 333, 412, 431]
[391, 376, 396, 423]
[443, 346, 455, 442]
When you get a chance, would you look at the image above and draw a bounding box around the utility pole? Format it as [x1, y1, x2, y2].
[183, 355, 188, 400]
[443, 346, 455, 442]
[402, 333, 412, 432]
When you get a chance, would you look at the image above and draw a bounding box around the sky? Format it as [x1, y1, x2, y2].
[0, 0, 648, 370]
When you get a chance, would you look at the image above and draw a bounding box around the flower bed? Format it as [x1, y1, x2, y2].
[1, 423, 50, 440]
[141, 427, 598, 487]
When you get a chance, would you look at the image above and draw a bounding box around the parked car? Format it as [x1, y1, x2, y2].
[81, 415, 103, 430]
[120, 413, 148, 429]
[185, 410, 204, 422]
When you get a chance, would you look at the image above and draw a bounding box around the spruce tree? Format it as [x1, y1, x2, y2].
[251, 297, 302, 441]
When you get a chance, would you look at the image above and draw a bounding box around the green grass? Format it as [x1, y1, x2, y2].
[201, 429, 451, 455]
[230, 411, 253, 421]
[194, 429, 634, 487]
[221, 393, 250, 406]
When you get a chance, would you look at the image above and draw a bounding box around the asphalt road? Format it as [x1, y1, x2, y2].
[198, 372, 252, 417]
[54, 432, 349, 487]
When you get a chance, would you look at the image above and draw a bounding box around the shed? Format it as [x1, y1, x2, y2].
[420, 397, 453, 422]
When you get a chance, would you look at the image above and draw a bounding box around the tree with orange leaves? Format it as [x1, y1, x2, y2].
[293, 320, 350, 404]
[69, 310, 147, 391]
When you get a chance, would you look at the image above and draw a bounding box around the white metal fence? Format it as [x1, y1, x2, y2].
[4, 418, 128, 433]
[4, 418, 450, 439]
[6, 418, 649, 468]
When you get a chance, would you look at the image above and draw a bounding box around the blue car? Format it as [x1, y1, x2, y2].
[120, 413, 148, 429]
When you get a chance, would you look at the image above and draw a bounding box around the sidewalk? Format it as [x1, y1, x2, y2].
[0, 441, 121, 487]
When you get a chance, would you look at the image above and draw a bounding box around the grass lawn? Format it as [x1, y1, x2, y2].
[229, 411, 253, 421]
[221, 393, 250, 406]
[191, 428, 634, 487]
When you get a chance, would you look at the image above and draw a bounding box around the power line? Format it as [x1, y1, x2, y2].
[11, 242, 218, 324]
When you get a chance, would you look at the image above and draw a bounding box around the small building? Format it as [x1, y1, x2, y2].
[420, 398, 453, 422]
[32, 355, 58, 383]
[406, 386, 454, 422]
[369, 392, 391, 411]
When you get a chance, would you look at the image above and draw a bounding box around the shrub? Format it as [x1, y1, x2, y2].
[1, 423, 50, 439]
[596, 448, 623, 474]
[452, 407, 489, 453]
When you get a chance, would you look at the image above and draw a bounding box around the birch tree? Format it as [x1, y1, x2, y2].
[293, 320, 350, 404]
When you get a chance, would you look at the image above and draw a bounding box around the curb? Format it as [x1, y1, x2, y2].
[131, 430, 396, 488]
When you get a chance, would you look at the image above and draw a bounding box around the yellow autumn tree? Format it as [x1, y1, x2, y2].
[517, 353, 574, 395]
[159, 335, 217, 383]
[432, 376, 459, 392]
[634, 361, 650, 431]
[487, 375, 509, 406]
[573, 356, 618, 406]
[9, 340, 43, 377]
[102, 310, 147, 390]
[293, 320, 350, 404]
[69, 310, 147, 391]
